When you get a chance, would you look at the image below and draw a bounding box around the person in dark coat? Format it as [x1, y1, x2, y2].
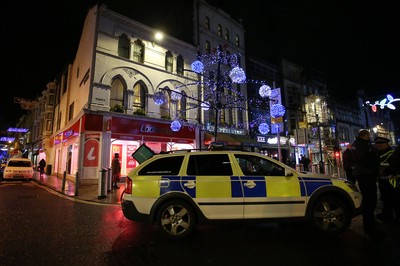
[38, 159, 46, 177]
[342, 143, 355, 183]
[300, 155, 311, 171]
[111, 153, 121, 189]
[351, 129, 380, 233]
[388, 144, 400, 223]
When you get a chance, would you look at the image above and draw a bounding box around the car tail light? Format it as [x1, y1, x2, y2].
[125, 177, 132, 194]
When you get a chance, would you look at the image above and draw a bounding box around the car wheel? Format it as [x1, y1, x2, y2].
[156, 199, 195, 239]
[310, 196, 351, 234]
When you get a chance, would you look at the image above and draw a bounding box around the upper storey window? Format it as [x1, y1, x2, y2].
[110, 77, 126, 112]
[177, 55, 184, 75]
[235, 34, 240, 47]
[165, 51, 173, 72]
[205, 40, 211, 54]
[118, 34, 130, 59]
[224, 28, 230, 41]
[205, 16, 210, 30]
[217, 24, 222, 37]
[133, 40, 145, 63]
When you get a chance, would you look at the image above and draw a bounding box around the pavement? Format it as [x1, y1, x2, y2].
[33, 172, 125, 205]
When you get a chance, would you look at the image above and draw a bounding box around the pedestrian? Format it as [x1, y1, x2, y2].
[111, 153, 121, 189]
[38, 158, 46, 177]
[300, 154, 311, 172]
[388, 145, 400, 223]
[351, 129, 380, 233]
[374, 136, 396, 223]
[342, 143, 355, 183]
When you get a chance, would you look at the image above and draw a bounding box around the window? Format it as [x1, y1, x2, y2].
[217, 24, 222, 37]
[177, 55, 184, 75]
[187, 154, 232, 176]
[225, 28, 230, 41]
[68, 102, 74, 121]
[132, 82, 146, 112]
[179, 90, 187, 120]
[235, 34, 240, 47]
[205, 40, 211, 54]
[110, 77, 125, 111]
[118, 34, 130, 59]
[165, 51, 173, 72]
[133, 40, 145, 63]
[160, 89, 170, 118]
[234, 154, 285, 176]
[205, 16, 210, 30]
[138, 156, 184, 175]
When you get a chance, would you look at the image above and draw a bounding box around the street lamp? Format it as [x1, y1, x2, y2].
[316, 113, 324, 173]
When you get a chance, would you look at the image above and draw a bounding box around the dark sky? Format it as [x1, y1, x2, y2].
[2, 0, 400, 131]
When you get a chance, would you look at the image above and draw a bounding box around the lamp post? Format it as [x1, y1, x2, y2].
[316, 113, 324, 173]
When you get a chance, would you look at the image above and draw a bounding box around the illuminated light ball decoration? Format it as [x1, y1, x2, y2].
[258, 123, 270, 134]
[229, 66, 246, 83]
[153, 91, 166, 105]
[191, 60, 204, 73]
[171, 89, 182, 102]
[270, 104, 286, 118]
[170, 120, 182, 132]
[259, 85, 272, 98]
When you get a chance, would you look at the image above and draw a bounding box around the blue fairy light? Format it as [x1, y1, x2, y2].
[153, 91, 166, 105]
[171, 89, 182, 102]
[270, 104, 286, 118]
[170, 120, 182, 132]
[201, 101, 210, 110]
[259, 85, 271, 98]
[191, 60, 204, 73]
[258, 123, 270, 134]
[229, 66, 246, 83]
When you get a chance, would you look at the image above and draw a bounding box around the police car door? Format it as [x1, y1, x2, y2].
[234, 154, 305, 219]
[184, 153, 244, 219]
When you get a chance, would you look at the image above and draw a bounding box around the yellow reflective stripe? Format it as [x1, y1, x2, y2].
[265, 176, 301, 197]
[196, 176, 232, 198]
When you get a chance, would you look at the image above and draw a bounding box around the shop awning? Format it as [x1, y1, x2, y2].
[231, 134, 260, 147]
[204, 132, 241, 146]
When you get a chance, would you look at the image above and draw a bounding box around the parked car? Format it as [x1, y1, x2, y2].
[121, 148, 362, 239]
[3, 158, 34, 181]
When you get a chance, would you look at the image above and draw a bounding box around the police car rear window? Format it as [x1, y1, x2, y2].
[187, 154, 233, 176]
[138, 156, 184, 175]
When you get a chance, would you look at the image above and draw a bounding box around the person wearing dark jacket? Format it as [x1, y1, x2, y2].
[388, 145, 400, 223]
[351, 129, 380, 233]
[342, 143, 355, 183]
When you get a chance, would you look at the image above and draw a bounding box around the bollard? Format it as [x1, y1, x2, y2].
[62, 171, 67, 191]
[98, 168, 107, 199]
[75, 172, 79, 196]
[107, 167, 112, 193]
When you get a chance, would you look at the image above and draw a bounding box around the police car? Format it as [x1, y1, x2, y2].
[121, 148, 362, 239]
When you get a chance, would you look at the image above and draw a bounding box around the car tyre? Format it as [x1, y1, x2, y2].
[310, 196, 351, 234]
[156, 199, 195, 240]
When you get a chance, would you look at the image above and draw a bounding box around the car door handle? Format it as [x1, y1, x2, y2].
[244, 180, 256, 188]
[184, 180, 196, 189]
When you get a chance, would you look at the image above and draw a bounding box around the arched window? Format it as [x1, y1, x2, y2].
[118, 34, 130, 59]
[179, 91, 187, 120]
[133, 40, 145, 63]
[160, 88, 170, 118]
[235, 34, 240, 47]
[205, 16, 210, 30]
[132, 82, 146, 114]
[165, 51, 173, 72]
[217, 24, 222, 37]
[110, 77, 126, 112]
[224, 28, 230, 41]
[177, 55, 184, 75]
[205, 40, 211, 54]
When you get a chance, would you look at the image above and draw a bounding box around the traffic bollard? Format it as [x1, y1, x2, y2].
[75, 172, 79, 196]
[62, 171, 67, 191]
[107, 167, 112, 193]
[98, 168, 107, 199]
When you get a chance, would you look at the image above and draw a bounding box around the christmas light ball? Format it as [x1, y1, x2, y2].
[270, 104, 286, 118]
[258, 123, 270, 134]
[170, 120, 181, 132]
[229, 66, 246, 83]
[259, 85, 271, 98]
[191, 60, 204, 73]
[153, 91, 166, 105]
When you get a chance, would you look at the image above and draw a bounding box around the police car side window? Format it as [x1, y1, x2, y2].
[138, 156, 184, 175]
[235, 154, 285, 176]
[187, 154, 233, 176]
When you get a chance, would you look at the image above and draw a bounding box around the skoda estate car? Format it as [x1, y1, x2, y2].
[121, 149, 362, 239]
[3, 158, 34, 180]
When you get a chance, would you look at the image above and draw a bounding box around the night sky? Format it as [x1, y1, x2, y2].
[2, 0, 400, 131]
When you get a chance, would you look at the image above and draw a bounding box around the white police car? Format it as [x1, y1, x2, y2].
[121, 149, 362, 239]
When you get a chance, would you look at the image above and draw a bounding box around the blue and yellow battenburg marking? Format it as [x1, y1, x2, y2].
[158, 175, 333, 198]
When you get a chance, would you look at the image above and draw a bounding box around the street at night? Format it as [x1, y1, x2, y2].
[1, 181, 399, 266]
